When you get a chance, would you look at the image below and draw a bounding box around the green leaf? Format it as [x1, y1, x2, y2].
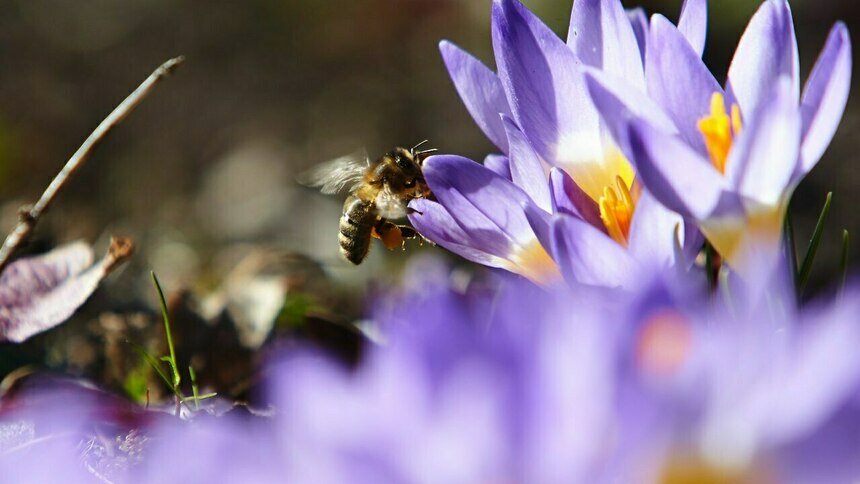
[151, 271, 180, 387]
[797, 192, 832, 295]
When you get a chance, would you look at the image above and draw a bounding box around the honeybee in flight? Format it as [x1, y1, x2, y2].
[303, 141, 436, 264]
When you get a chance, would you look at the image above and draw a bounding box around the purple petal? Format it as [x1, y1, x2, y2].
[726, 77, 801, 207]
[492, 0, 600, 166]
[584, 67, 679, 154]
[726, 0, 800, 117]
[548, 167, 604, 231]
[420, 154, 536, 253]
[677, 0, 707, 57]
[627, 8, 649, 64]
[567, 0, 645, 89]
[799, 22, 852, 174]
[522, 200, 553, 255]
[550, 214, 637, 289]
[0, 239, 133, 343]
[440, 41, 514, 153]
[646, 14, 722, 154]
[627, 189, 685, 268]
[484, 154, 512, 180]
[764, 297, 860, 445]
[502, 115, 552, 212]
[408, 198, 512, 270]
[625, 119, 741, 220]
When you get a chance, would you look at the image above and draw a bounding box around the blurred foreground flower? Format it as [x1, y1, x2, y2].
[3, 264, 860, 482]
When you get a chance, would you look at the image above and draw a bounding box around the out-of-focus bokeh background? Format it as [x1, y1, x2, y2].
[0, 0, 856, 400]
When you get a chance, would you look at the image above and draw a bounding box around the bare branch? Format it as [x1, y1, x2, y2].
[0, 56, 185, 273]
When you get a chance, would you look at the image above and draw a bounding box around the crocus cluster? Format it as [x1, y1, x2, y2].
[410, 0, 851, 285]
[0, 1, 856, 483]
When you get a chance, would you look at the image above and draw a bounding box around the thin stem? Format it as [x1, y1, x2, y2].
[0, 56, 184, 274]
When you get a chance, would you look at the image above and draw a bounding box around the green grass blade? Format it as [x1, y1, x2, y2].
[181, 392, 217, 403]
[784, 208, 798, 281]
[840, 229, 850, 297]
[151, 271, 180, 387]
[189, 366, 200, 411]
[797, 192, 832, 295]
[126, 340, 181, 399]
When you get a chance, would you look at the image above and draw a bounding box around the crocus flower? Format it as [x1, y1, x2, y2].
[586, 0, 852, 271]
[413, 0, 705, 288]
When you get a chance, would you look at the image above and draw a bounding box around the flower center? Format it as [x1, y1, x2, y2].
[508, 240, 561, 287]
[598, 176, 636, 246]
[697, 92, 743, 174]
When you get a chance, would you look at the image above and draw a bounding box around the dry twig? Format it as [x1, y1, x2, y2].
[0, 56, 185, 273]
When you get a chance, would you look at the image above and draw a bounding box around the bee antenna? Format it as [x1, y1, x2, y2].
[415, 148, 438, 156]
[410, 140, 430, 154]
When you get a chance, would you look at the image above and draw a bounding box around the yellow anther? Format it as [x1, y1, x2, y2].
[698, 92, 742, 174]
[599, 176, 636, 246]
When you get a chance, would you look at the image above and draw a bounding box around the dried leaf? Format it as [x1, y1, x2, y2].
[0, 237, 134, 343]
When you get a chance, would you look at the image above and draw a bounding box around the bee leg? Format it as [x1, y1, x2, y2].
[396, 226, 433, 247]
[406, 206, 424, 216]
[374, 220, 405, 250]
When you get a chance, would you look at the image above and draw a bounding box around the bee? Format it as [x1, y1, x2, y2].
[302, 141, 436, 265]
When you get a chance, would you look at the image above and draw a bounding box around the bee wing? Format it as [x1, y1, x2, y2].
[299, 150, 369, 195]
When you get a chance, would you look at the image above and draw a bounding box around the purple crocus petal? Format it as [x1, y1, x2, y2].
[492, 0, 600, 167]
[725, 76, 801, 207]
[625, 118, 740, 221]
[522, 200, 554, 256]
[627, 8, 649, 64]
[798, 22, 852, 174]
[550, 214, 637, 289]
[408, 199, 513, 271]
[420, 155, 534, 253]
[627, 189, 685, 268]
[763, 296, 860, 446]
[726, 0, 800, 117]
[440, 41, 513, 153]
[548, 167, 604, 231]
[484, 154, 512, 180]
[502, 115, 552, 212]
[646, 14, 722, 154]
[584, 67, 679, 155]
[677, 0, 707, 57]
[567, 0, 645, 90]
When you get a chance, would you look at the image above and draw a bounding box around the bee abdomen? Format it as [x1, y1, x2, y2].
[339, 196, 375, 265]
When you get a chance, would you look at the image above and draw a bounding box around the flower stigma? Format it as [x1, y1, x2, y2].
[599, 176, 637, 246]
[698, 92, 743, 174]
